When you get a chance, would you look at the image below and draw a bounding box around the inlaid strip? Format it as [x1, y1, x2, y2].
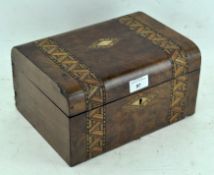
[35, 39, 106, 158]
[119, 15, 189, 123]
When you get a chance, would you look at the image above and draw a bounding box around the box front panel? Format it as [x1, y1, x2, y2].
[105, 80, 171, 150]
[69, 70, 199, 165]
[69, 79, 172, 165]
[105, 70, 199, 151]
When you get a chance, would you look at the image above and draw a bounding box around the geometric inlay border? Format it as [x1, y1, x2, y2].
[119, 14, 189, 123]
[35, 39, 106, 158]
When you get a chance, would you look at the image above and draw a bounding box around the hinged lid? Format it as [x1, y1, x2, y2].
[12, 12, 201, 117]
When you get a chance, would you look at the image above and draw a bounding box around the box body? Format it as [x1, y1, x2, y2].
[12, 12, 201, 166]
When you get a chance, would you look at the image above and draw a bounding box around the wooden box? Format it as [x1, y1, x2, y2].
[12, 12, 201, 166]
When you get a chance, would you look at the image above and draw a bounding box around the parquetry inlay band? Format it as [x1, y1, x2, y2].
[35, 39, 106, 158]
[119, 14, 189, 123]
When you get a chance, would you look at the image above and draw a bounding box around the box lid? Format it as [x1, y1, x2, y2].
[12, 12, 201, 117]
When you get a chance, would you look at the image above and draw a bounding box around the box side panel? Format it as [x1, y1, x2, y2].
[12, 47, 84, 116]
[13, 65, 71, 164]
[11, 48, 70, 114]
[184, 70, 200, 116]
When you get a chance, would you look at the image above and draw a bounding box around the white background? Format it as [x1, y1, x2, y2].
[0, 0, 214, 174]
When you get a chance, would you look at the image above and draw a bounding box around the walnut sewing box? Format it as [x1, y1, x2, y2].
[12, 12, 201, 166]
